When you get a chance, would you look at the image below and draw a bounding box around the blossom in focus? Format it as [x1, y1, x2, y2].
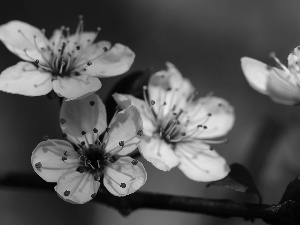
[0, 18, 135, 100]
[114, 63, 235, 182]
[31, 94, 146, 204]
[241, 48, 300, 105]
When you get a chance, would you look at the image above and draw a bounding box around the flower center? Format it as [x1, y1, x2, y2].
[269, 51, 300, 88]
[18, 16, 107, 78]
[76, 142, 110, 180]
[143, 86, 227, 150]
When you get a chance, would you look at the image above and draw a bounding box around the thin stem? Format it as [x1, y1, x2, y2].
[0, 173, 299, 225]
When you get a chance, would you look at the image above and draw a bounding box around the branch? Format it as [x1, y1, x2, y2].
[1, 173, 299, 225]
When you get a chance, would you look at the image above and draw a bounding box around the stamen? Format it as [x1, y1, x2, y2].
[81, 131, 90, 146]
[60, 118, 66, 124]
[35, 162, 42, 169]
[131, 159, 138, 165]
[120, 183, 126, 188]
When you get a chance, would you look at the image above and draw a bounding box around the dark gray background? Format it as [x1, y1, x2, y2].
[0, 0, 300, 224]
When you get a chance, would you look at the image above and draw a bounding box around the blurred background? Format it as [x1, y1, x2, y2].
[0, 0, 300, 224]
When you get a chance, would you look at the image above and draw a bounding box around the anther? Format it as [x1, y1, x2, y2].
[34, 59, 39, 66]
[119, 141, 125, 147]
[103, 47, 108, 52]
[81, 131, 86, 135]
[207, 113, 212, 117]
[197, 125, 202, 128]
[167, 87, 172, 91]
[150, 100, 155, 105]
[62, 133, 67, 138]
[64, 190, 70, 196]
[137, 130, 143, 136]
[203, 126, 207, 129]
[209, 146, 214, 151]
[120, 183, 126, 188]
[181, 132, 186, 136]
[81, 141, 86, 146]
[93, 128, 98, 133]
[62, 156, 67, 161]
[131, 159, 138, 165]
[76, 46, 80, 50]
[87, 61, 92, 66]
[90, 101, 95, 106]
[105, 127, 110, 133]
[91, 193, 97, 198]
[60, 118, 66, 124]
[94, 175, 99, 181]
[43, 135, 49, 141]
[35, 162, 42, 169]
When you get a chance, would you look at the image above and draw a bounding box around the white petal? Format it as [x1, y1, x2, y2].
[148, 62, 194, 116]
[84, 43, 135, 77]
[0, 20, 47, 61]
[0, 61, 52, 96]
[113, 93, 156, 136]
[52, 74, 102, 100]
[31, 140, 80, 182]
[176, 142, 230, 182]
[60, 94, 107, 145]
[139, 135, 179, 171]
[240, 57, 272, 94]
[187, 96, 235, 139]
[55, 169, 100, 204]
[104, 105, 143, 156]
[81, 41, 111, 60]
[103, 156, 146, 196]
[267, 74, 300, 105]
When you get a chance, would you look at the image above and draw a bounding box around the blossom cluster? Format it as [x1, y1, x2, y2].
[0, 19, 235, 204]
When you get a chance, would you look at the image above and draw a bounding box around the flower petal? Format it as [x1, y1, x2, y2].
[240, 57, 271, 94]
[55, 169, 100, 204]
[267, 74, 300, 105]
[139, 135, 179, 171]
[84, 43, 135, 77]
[176, 142, 230, 182]
[187, 96, 235, 139]
[52, 74, 101, 100]
[148, 62, 194, 116]
[31, 140, 80, 182]
[0, 61, 52, 96]
[103, 156, 146, 196]
[113, 93, 156, 136]
[0, 20, 47, 61]
[104, 105, 143, 156]
[81, 41, 111, 61]
[60, 93, 107, 145]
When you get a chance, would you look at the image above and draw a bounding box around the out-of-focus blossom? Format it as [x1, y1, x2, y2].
[114, 63, 234, 182]
[31, 94, 146, 204]
[241, 48, 300, 105]
[0, 18, 135, 100]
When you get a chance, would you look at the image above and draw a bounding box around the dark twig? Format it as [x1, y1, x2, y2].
[0, 173, 299, 225]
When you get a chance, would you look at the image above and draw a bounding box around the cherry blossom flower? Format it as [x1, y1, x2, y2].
[114, 63, 235, 182]
[0, 18, 135, 100]
[241, 48, 300, 105]
[31, 94, 146, 204]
